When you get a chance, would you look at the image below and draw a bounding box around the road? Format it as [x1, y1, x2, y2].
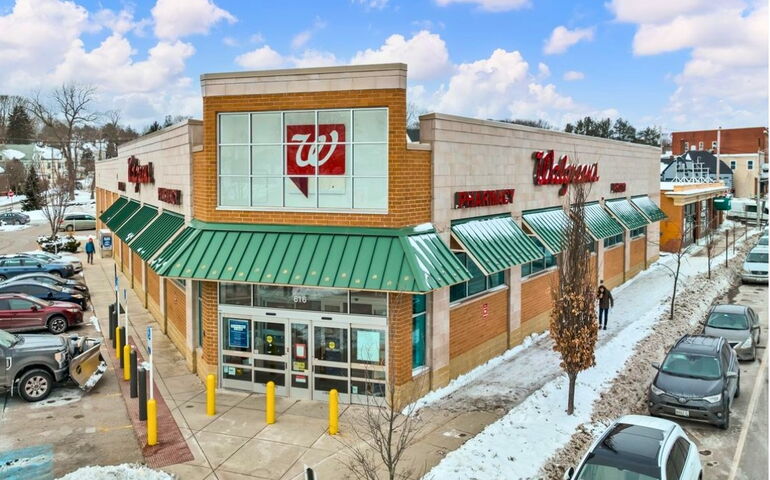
[680, 281, 768, 480]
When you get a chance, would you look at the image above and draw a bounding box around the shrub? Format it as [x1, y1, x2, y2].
[37, 234, 80, 253]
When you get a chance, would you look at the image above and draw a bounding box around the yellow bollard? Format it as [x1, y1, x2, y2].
[329, 389, 339, 435]
[115, 327, 121, 359]
[266, 381, 275, 424]
[206, 374, 216, 416]
[123, 344, 131, 381]
[147, 398, 157, 446]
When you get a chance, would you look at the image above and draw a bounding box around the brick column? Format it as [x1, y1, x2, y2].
[388, 293, 413, 387]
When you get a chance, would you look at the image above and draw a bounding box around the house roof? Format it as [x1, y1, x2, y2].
[665, 150, 733, 175]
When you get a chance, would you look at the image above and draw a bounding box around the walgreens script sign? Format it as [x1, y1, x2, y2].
[287, 123, 345, 197]
[532, 150, 599, 196]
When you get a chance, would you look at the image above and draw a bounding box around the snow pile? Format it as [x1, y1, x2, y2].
[58, 464, 174, 480]
[0, 224, 30, 232]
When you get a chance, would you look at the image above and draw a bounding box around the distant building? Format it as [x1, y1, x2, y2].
[660, 150, 733, 191]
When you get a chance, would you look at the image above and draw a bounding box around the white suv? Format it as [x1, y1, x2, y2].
[565, 415, 702, 480]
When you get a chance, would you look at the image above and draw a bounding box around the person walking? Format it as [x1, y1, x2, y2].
[85, 237, 95, 265]
[597, 281, 614, 330]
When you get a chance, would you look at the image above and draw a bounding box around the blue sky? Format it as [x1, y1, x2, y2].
[0, 0, 766, 133]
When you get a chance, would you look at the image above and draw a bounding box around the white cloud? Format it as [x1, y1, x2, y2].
[434, 0, 530, 12]
[250, 33, 265, 44]
[563, 70, 584, 81]
[350, 30, 451, 81]
[609, 0, 768, 128]
[235, 45, 285, 70]
[537, 62, 550, 78]
[354, 0, 390, 9]
[222, 36, 239, 47]
[543, 26, 595, 54]
[291, 17, 326, 49]
[152, 0, 235, 40]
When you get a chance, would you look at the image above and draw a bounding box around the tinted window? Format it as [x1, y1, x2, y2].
[665, 438, 689, 480]
[661, 352, 721, 380]
[2, 259, 22, 267]
[746, 252, 768, 263]
[8, 299, 33, 310]
[707, 312, 749, 330]
[0, 299, 9, 309]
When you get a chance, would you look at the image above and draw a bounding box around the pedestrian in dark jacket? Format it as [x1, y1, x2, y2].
[597, 281, 614, 330]
[85, 237, 96, 265]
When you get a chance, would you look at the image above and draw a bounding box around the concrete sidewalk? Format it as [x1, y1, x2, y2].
[90, 254, 487, 480]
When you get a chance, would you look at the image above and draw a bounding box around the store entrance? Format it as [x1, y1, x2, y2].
[220, 314, 386, 403]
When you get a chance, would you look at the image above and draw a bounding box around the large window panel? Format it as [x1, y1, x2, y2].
[251, 177, 283, 207]
[251, 113, 282, 143]
[354, 144, 387, 176]
[220, 114, 249, 144]
[354, 177, 387, 210]
[251, 145, 283, 175]
[285, 177, 317, 207]
[318, 177, 352, 209]
[353, 109, 387, 142]
[220, 177, 250, 207]
[220, 146, 250, 175]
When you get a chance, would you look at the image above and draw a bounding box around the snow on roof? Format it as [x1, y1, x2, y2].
[34, 144, 62, 158]
[661, 182, 729, 196]
[0, 148, 25, 160]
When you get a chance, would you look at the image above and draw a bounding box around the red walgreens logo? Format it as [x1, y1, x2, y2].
[532, 150, 599, 196]
[286, 124, 346, 197]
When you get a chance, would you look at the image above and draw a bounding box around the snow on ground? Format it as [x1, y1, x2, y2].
[57, 464, 173, 480]
[422, 233, 759, 480]
[0, 224, 30, 232]
[20, 190, 95, 225]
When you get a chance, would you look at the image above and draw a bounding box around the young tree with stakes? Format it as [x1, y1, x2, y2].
[549, 181, 598, 415]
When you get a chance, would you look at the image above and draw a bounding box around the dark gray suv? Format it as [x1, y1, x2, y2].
[648, 335, 739, 429]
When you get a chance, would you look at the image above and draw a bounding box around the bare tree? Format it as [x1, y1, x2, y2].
[406, 102, 427, 129]
[702, 215, 716, 279]
[339, 360, 424, 480]
[550, 181, 598, 415]
[40, 173, 69, 238]
[655, 222, 695, 320]
[27, 84, 99, 199]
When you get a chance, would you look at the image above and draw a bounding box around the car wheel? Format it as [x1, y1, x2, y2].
[17, 369, 53, 402]
[65, 224, 74, 232]
[49, 270, 61, 277]
[719, 405, 731, 430]
[0, 275, 7, 281]
[47, 315, 67, 334]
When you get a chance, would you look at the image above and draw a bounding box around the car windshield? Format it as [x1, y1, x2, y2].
[576, 461, 659, 480]
[0, 329, 18, 347]
[746, 252, 768, 263]
[661, 352, 722, 380]
[707, 312, 749, 330]
[759, 237, 768, 246]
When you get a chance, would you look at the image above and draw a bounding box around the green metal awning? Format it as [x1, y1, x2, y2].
[99, 196, 127, 225]
[604, 199, 650, 230]
[105, 199, 140, 231]
[584, 202, 625, 240]
[151, 221, 471, 293]
[131, 212, 186, 261]
[522, 207, 571, 254]
[115, 205, 158, 243]
[451, 215, 542, 274]
[631, 195, 667, 222]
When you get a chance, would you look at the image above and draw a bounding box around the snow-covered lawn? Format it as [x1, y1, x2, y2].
[422, 232, 759, 480]
[58, 464, 173, 480]
[0, 224, 30, 232]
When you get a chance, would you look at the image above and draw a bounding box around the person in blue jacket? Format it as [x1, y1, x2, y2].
[85, 237, 96, 265]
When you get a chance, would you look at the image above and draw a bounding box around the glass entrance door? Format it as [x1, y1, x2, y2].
[252, 320, 288, 396]
[313, 324, 350, 402]
[289, 321, 311, 399]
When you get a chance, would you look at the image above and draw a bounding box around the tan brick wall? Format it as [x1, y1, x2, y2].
[146, 266, 162, 322]
[628, 236, 646, 279]
[521, 270, 557, 325]
[603, 244, 624, 289]
[165, 279, 187, 342]
[193, 89, 431, 228]
[388, 293, 413, 387]
[120, 239, 129, 273]
[201, 281, 219, 364]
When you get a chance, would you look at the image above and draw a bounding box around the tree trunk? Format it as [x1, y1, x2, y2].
[707, 254, 711, 279]
[670, 259, 681, 319]
[567, 372, 577, 415]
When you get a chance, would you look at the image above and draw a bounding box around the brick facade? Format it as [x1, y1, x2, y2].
[603, 244, 624, 289]
[388, 293, 413, 387]
[521, 270, 558, 336]
[628, 236, 646, 279]
[165, 279, 187, 347]
[673, 127, 767, 155]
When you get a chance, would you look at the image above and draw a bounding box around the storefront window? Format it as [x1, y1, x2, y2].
[314, 326, 349, 363]
[450, 252, 507, 302]
[630, 227, 646, 238]
[350, 291, 387, 316]
[412, 295, 427, 370]
[352, 328, 386, 365]
[220, 283, 252, 306]
[521, 237, 557, 278]
[603, 233, 624, 248]
[218, 108, 388, 211]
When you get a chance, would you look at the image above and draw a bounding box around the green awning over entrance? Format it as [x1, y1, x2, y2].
[451, 215, 542, 275]
[105, 199, 140, 231]
[522, 207, 571, 254]
[115, 205, 158, 243]
[584, 202, 625, 240]
[99, 196, 127, 225]
[604, 199, 650, 230]
[631, 195, 667, 222]
[131, 211, 186, 261]
[152, 221, 471, 293]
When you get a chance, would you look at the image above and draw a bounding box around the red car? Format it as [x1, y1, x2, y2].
[0, 293, 83, 334]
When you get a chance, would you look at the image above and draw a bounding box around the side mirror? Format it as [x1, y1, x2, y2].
[36, 264, 42, 268]
[651, 362, 661, 370]
[30, 305, 38, 311]
[563, 467, 575, 480]
[726, 371, 738, 378]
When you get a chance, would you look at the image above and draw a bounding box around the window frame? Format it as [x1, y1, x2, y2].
[217, 108, 389, 214]
[629, 226, 646, 238]
[411, 294, 428, 374]
[449, 251, 507, 304]
[748, 160, 754, 170]
[521, 236, 558, 279]
[730, 160, 737, 171]
[603, 232, 624, 248]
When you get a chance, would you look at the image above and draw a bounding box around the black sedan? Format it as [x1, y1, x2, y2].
[2, 273, 90, 299]
[0, 212, 30, 225]
[0, 281, 87, 310]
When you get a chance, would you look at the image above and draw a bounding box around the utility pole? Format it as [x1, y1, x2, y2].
[716, 126, 721, 186]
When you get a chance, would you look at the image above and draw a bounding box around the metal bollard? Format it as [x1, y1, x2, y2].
[123, 344, 131, 381]
[130, 349, 138, 398]
[108, 304, 116, 342]
[147, 398, 158, 446]
[116, 326, 124, 362]
[266, 381, 275, 424]
[328, 389, 339, 435]
[206, 374, 216, 416]
[138, 367, 147, 421]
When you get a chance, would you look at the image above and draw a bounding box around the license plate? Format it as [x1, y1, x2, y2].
[674, 408, 690, 417]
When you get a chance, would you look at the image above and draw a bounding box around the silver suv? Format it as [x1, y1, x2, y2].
[703, 304, 761, 361]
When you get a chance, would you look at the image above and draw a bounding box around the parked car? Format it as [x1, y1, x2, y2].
[58, 212, 96, 232]
[758, 235, 768, 247]
[703, 304, 761, 361]
[21, 250, 83, 274]
[0, 293, 83, 334]
[0, 212, 29, 225]
[564, 414, 702, 480]
[0, 255, 75, 280]
[0, 328, 105, 401]
[648, 335, 739, 429]
[742, 246, 768, 283]
[1, 273, 89, 299]
[0, 281, 87, 310]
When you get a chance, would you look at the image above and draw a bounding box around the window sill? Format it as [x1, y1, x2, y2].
[521, 266, 558, 281]
[215, 206, 389, 215]
[412, 366, 429, 378]
[449, 284, 508, 309]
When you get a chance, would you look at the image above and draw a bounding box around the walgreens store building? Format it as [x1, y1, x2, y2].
[96, 64, 665, 404]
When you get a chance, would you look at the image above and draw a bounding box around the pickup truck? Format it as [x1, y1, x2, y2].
[0, 328, 106, 401]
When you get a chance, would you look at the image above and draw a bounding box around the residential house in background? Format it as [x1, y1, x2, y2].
[660, 150, 733, 191]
